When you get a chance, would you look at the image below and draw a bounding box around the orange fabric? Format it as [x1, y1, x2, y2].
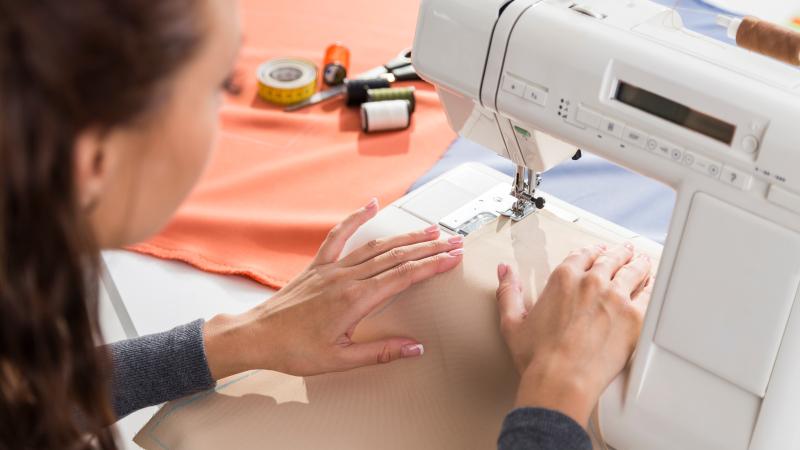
[130, 0, 455, 289]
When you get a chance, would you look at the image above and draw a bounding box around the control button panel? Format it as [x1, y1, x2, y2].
[622, 126, 648, 148]
[645, 137, 659, 152]
[576, 104, 754, 191]
[721, 166, 752, 190]
[652, 140, 674, 159]
[682, 151, 721, 179]
[501, 75, 525, 97]
[523, 84, 548, 107]
[599, 116, 624, 138]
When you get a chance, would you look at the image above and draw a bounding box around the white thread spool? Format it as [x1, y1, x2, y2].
[360, 100, 412, 133]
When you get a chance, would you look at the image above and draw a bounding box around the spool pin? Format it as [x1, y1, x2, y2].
[361, 99, 412, 133]
[323, 43, 350, 86]
[719, 15, 800, 66]
[366, 87, 416, 112]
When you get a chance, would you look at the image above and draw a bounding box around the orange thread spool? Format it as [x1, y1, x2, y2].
[323, 43, 350, 86]
[736, 16, 800, 66]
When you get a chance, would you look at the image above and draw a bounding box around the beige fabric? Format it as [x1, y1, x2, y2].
[134, 211, 659, 450]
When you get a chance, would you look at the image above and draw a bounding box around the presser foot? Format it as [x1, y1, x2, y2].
[502, 165, 546, 221]
[501, 196, 546, 221]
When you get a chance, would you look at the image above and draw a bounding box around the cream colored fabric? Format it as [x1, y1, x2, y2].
[134, 211, 659, 450]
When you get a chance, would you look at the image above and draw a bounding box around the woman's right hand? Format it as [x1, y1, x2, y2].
[495, 243, 653, 427]
[203, 198, 464, 380]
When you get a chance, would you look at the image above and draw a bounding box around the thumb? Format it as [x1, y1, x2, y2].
[496, 263, 526, 328]
[340, 337, 424, 369]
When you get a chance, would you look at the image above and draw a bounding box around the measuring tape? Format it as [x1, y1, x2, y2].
[256, 58, 318, 106]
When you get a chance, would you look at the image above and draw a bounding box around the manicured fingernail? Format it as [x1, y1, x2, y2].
[448, 248, 464, 257]
[498, 263, 508, 279]
[401, 343, 424, 358]
[448, 236, 463, 245]
[364, 198, 378, 210]
[623, 242, 634, 250]
[424, 225, 439, 234]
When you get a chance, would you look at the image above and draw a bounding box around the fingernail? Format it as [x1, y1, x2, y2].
[448, 248, 464, 257]
[624, 242, 634, 250]
[364, 198, 378, 210]
[448, 236, 463, 245]
[424, 225, 439, 234]
[498, 263, 508, 279]
[598, 243, 608, 250]
[401, 343, 424, 358]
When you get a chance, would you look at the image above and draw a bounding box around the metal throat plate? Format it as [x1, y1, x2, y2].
[438, 184, 518, 236]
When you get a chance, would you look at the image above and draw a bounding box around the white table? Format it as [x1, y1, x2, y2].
[99, 250, 275, 449]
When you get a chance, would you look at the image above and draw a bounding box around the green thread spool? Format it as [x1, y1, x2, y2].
[366, 87, 416, 112]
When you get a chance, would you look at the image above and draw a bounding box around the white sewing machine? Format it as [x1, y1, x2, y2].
[345, 0, 800, 448]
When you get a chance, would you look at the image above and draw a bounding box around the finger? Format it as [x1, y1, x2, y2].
[349, 236, 464, 280]
[631, 276, 654, 317]
[340, 338, 425, 370]
[313, 198, 379, 266]
[589, 243, 635, 280]
[359, 249, 463, 316]
[561, 244, 607, 271]
[631, 273, 653, 300]
[338, 225, 443, 268]
[611, 254, 652, 296]
[496, 263, 526, 328]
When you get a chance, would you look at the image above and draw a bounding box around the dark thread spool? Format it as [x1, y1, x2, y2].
[345, 78, 391, 106]
[737, 16, 800, 66]
[366, 87, 416, 112]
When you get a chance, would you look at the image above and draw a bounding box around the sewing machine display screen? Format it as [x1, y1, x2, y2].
[615, 82, 736, 145]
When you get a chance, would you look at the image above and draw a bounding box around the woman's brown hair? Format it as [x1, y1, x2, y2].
[0, 0, 204, 447]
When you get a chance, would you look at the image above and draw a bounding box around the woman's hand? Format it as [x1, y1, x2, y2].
[496, 243, 652, 427]
[203, 198, 464, 379]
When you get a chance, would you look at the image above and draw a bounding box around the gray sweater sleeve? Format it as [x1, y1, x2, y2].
[105, 319, 216, 419]
[498, 408, 592, 450]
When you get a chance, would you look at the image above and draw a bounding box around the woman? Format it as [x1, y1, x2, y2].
[0, 0, 651, 448]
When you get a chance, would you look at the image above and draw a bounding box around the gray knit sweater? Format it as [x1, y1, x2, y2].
[106, 319, 591, 449]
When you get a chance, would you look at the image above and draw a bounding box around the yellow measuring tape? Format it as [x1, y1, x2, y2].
[256, 58, 318, 106]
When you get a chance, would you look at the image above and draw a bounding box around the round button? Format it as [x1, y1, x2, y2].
[670, 148, 682, 161]
[646, 139, 658, 151]
[741, 135, 759, 153]
[708, 165, 720, 177]
[682, 153, 695, 165]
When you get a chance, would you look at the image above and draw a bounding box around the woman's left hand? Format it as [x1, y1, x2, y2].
[202, 199, 464, 379]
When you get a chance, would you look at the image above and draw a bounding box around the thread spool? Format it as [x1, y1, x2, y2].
[323, 43, 350, 86]
[345, 78, 391, 106]
[719, 15, 800, 66]
[366, 87, 416, 112]
[360, 100, 412, 133]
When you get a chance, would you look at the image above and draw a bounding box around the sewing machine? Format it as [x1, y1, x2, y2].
[342, 0, 800, 448]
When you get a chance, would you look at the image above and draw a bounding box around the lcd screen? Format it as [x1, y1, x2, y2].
[615, 82, 736, 145]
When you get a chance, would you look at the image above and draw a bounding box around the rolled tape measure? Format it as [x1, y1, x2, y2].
[256, 58, 318, 106]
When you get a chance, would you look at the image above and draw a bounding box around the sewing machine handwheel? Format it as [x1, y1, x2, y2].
[534, 197, 546, 209]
